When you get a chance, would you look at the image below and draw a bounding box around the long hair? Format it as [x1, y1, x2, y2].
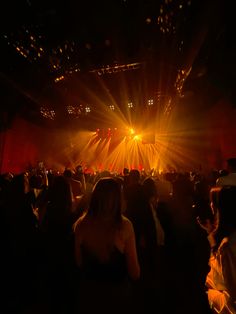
[210, 186, 236, 250]
[87, 177, 122, 225]
[42, 176, 72, 232]
[10, 173, 29, 198]
[142, 177, 157, 200]
[48, 176, 72, 207]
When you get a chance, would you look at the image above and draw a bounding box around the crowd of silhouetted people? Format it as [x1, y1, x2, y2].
[1, 158, 236, 314]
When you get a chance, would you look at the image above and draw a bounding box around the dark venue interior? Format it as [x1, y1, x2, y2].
[1, 0, 236, 172]
[1, 1, 236, 314]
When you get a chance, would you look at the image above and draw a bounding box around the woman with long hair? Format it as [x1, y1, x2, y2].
[198, 186, 236, 313]
[74, 177, 140, 313]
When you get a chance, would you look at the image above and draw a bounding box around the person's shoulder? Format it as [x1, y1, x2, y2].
[219, 237, 230, 250]
[218, 236, 236, 258]
[73, 213, 87, 232]
[220, 232, 236, 251]
[122, 215, 132, 224]
[121, 215, 135, 232]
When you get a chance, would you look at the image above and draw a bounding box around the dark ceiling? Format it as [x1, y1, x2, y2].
[0, 0, 235, 129]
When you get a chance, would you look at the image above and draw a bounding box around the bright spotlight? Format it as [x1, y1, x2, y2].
[85, 106, 91, 113]
[148, 99, 154, 106]
[133, 135, 141, 141]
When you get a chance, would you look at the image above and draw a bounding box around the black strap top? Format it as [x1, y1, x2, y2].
[79, 245, 127, 282]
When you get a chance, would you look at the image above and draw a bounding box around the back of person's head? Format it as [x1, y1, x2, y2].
[29, 174, 43, 189]
[173, 173, 192, 197]
[10, 173, 29, 197]
[219, 169, 228, 177]
[49, 175, 72, 209]
[88, 177, 122, 223]
[123, 168, 129, 176]
[63, 168, 73, 178]
[210, 186, 236, 232]
[128, 169, 140, 185]
[226, 158, 236, 173]
[3, 172, 14, 182]
[99, 170, 111, 178]
[142, 177, 157, 200]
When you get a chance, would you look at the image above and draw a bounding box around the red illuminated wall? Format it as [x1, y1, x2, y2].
[0, 116, 80, 174]
[0, 117, 40, 173]
[205, 98, 236, 169]
[1, 99, 236, 174]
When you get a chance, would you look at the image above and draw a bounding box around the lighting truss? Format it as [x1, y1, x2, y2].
[89, 62, 143, 75]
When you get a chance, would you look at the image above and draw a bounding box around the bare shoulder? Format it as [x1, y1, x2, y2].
[121, 215, 134, 234]
[121, 215, 132, 225]
[73, 214, 86, 232]
[219, 236, 232, 254]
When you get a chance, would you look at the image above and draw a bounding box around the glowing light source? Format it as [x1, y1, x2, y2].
[89, 62, 142, 75]
[175, 67, 192, 95]
[54, 75, 65, 83]
[148, 99, 154, 106]
[85, 106, 91, 113]
[133, 135, 141, 141]
[67, 105, 82, 116]
[158, 0, 192, 34]
[40, 107, 56, 120]
[128, 102, 133, 108]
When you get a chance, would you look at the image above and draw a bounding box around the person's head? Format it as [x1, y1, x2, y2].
[63, 168, 73, 178]
[10, 173, 29, 197]
[210, 186, 236, 238]
[226, 158, 236, 173]
[88, 177, 122, 224]
[3, 172, 14, 182]
[142, 177, 158, 201]
[128, 169, 140, 185]
[49, 175, 72, 210]
[218, 169, 228, 177]
[29, 174, 43, 189]
[123, 168, 129, 176]
[76, 165, 83, 175]
[193, 198, 213, 222]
